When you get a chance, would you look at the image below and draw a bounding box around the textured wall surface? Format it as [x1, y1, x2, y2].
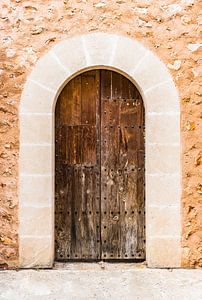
[0, 0, 201, 268]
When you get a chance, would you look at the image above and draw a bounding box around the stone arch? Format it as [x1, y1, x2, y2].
[19, 32, 181, 268]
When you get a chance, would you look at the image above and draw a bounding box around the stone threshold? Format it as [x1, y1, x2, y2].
[53, 261, 147, 270]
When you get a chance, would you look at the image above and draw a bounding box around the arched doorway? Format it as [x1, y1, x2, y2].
[19, 32, 181, 268]
[55, 69, 145, 261]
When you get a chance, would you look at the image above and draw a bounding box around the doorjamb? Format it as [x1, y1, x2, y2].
[19, 32, 181, 268]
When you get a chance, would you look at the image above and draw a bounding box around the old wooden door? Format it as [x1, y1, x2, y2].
[55, 70, 145, 261]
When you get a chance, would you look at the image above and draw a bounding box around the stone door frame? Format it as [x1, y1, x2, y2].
[19, 32, 181, 268]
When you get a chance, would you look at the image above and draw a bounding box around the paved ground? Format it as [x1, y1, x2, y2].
[0, 263, 201, 300]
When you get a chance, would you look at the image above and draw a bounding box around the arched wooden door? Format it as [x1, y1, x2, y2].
[55, 70, 145, 261]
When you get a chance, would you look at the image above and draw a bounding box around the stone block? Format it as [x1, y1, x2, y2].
[19, 236, 54, 268]
[20, 145, 52, 174]
[132, 52, 171, 91]
[146, 113, 180, 144]
[147, 237, 181, 268]
[20, 114, 52, 144]
[146, 206, 181, 237]
[113, 36, 148, 76]
[29, 52, 68, 91]
[146, 174, 181, 206]
[146, 144, 180, 174]
[20, 207, 53, 236]
[51, 36, 88, 74]
[144, 80, 179, 113]
[20, 80, 55, 114]
[83, 33, 118, 66]
[20, 175, 53, 207]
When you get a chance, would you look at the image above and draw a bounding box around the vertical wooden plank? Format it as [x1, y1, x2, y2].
[112, 71, 122, 99]
[59, 76, 81, 125]
[81, 71, 97, 125]
[101, 70, 121, 259]
[101, 70, 111, 100]
[101, 124, 120, 259]
[55, 70, 101, 261]
[60, 126, 82, 165]
[78, 70, 100, 259]
[55, 165, 73, 260]
[102, 99, 119, 126]
[101, 70, 145, 260]
[82, 126, 97, 166]
[120, 99, 139, 126]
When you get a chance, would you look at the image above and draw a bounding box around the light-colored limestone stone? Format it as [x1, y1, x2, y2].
[20, 175, 53, 207]
[20, 145, 52, 174]
[21, 80, 56, 114]
[20, 207, 53, 236]
[83, 33, 118, 66]
[51, 37, 87, 74]
[144, 80, 179, 113]
[29, 52, 68, 91]
[147, 237, 181, 268]
[146, 174, 181, 206]
[146, 144, 180, 174]
[146, 206, 181, 237]
[131, 52, 171, 91]
[146, 114, 180, 144]
[20, 114, 52, 144]
[112, 36, 148, 76]
[20, 236, 53, 268]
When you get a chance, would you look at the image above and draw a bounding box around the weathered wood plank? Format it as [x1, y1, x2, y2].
[81, 71, 97, 125]
[100, 70, 145, 260]
[100, 70, 111, 99]
[59, 76, 81, 126]
[55, 70, 100, 261]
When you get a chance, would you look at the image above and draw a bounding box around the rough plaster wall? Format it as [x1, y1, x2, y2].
[0, 0, 201, 268]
